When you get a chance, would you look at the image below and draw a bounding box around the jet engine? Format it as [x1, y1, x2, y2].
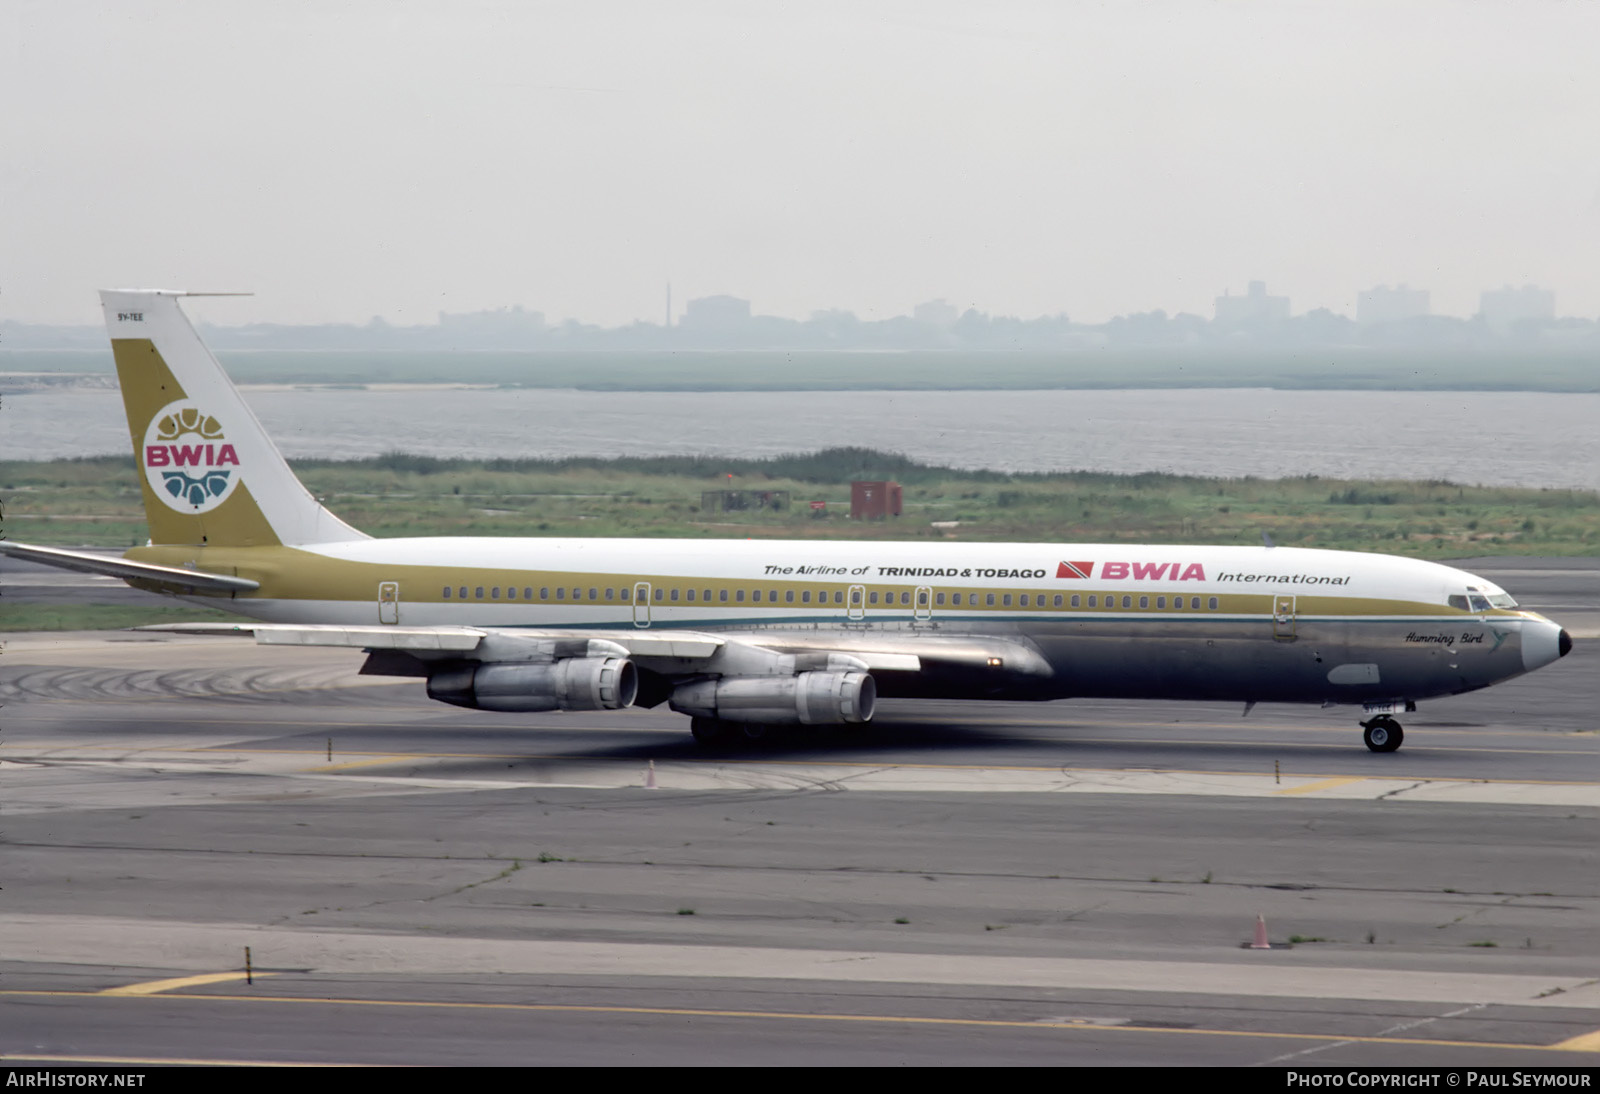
[427, 657, 638, 713]
[669, 671, 875, 725]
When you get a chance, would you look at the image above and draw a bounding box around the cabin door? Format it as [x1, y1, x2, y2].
[1272, 594, 1296, 641]
[914, 585, 933, 621]
[378, 582, 400, 625]
[633, 582, 652, 628]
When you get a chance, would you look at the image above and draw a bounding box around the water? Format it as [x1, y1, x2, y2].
[5, 385, 1597, 491]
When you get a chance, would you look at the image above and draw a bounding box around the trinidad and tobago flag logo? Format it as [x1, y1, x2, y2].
[1056, 561, 1094, 579]
[142, 401, 242, 513]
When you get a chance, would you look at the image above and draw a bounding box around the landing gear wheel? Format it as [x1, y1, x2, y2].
[1361, 716, 1404, 753]
[690, 717, 733, 746]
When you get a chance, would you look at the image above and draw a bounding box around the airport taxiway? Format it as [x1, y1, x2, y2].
[0, 558, 1595, 1066]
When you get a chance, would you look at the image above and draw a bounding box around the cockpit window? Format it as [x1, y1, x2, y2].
[1453, 591, 1518, 610]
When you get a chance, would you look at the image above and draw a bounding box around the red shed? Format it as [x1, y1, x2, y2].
[850, 480, 902, 520]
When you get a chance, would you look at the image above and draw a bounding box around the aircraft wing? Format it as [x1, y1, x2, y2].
[132, 621, 931, 670]
[136, 621, 728, 660]
[128, 618, 1067, 680]
[0, 541, 260, 595]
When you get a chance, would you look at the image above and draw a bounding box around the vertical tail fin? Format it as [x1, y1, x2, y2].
[102, 290, 368, 548]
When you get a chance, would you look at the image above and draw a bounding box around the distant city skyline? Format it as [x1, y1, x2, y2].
[6, 276, 1593, 355]
[3, 276, 1586, 336]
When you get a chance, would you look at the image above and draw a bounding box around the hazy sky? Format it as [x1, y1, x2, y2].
[4, 1, 1597, 328]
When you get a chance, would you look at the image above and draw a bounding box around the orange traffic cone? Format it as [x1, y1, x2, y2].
[645, 760, 658, 789]
[1250, 914, 1271, 949]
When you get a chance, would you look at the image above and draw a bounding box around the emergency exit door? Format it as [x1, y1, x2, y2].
[378, 582, 400, 624]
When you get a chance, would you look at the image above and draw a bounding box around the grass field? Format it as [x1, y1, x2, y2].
[6, 450, 1596, 630]
[0, 603, 239, 633]
[5, 449, 1597, 556]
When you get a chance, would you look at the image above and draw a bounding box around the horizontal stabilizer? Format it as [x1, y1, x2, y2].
[0, 541, 259, 594]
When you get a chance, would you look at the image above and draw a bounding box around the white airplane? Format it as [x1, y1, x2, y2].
[1, 291, 1573, 752]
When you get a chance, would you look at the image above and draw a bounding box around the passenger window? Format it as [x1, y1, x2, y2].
[589, 588, 597, 600]
[654, 587, 663, 602]
[753, 590, 762, 603]
[736, 590, 746, 602]
[1139, 596, 1148, 609]
[687, 589, 696, 602]
[621, 587, 630, 601]
[492, 587, 500, 599]
[951, 593, 962, 606]
[524, 587, 533, 600]
[556, 588, 565, 600]
[986, 593, 995, 606]
[671, 588, 679, 601]
[869, 592, 879, 605]
[834, 591, 844, 604]
[459, 587, 468, 599]
[1122, 596, 1131, 608]
[1003, 594, 1012, 606]
[442, 587, 452, 598]
[1069, 595, 1078, 607]
[703, 589, 711, 602]
[539, 587, 549, 600]
[720, 589, 729, 602]
[1156, 596, 1165, 609]
[1208, 597, 1218, 609]
[936, 593, 945, 606]
[506, 587, 516, 600]
[786, 590, 795, 603]
[475, 587, 485, 599]
[1088, 595, 1097, 607]
[605, 588, 614, 600]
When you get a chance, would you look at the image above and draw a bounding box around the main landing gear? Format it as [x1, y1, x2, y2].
[689, 717, 770, 746]
[1360, 715, 1404, 753]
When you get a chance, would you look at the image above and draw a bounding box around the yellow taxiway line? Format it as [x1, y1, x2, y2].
[98, 971, 271, 996]
[2, 988, 1594, 1054]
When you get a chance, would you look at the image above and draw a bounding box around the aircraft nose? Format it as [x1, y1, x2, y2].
[1521, 619, 1570, 673]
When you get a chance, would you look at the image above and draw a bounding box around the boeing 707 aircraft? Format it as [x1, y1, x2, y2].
[0, 290, 1573, 752]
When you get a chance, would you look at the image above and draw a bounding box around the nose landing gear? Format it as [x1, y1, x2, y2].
[1361, 715, 1404, 753]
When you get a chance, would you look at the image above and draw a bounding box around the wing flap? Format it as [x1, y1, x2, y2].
[257, 626, 486, 651]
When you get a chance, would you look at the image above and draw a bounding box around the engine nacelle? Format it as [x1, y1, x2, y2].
[427, 657, 638, 713]
[669, 671, 875, 725]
